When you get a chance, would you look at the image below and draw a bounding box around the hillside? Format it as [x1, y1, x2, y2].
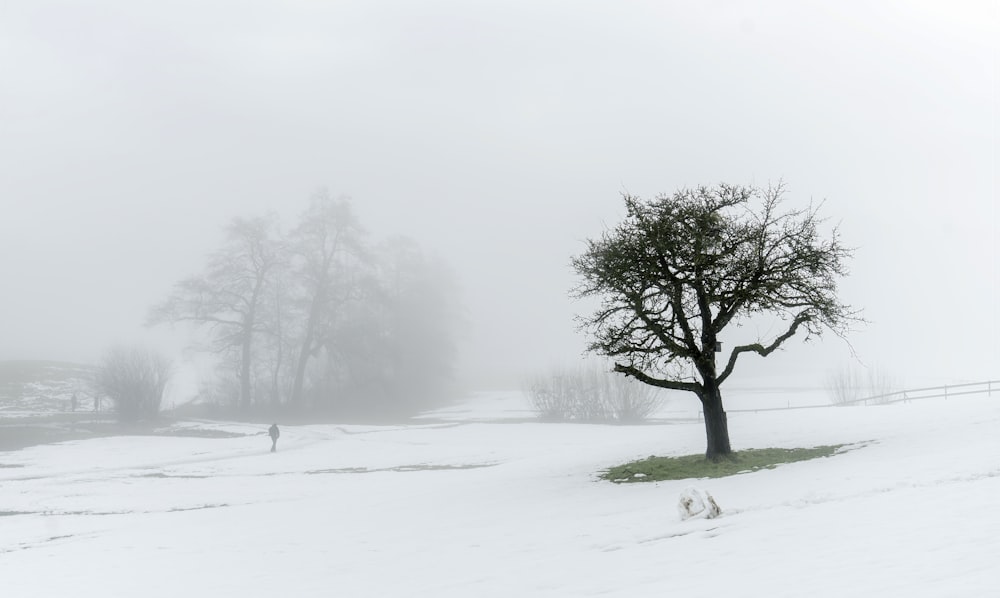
[0, 360, 98, 415]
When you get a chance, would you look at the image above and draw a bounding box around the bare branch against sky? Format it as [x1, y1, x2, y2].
[1, 1, 996, 389]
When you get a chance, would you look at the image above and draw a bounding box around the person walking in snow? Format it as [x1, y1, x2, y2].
[268, 423, 280, 453]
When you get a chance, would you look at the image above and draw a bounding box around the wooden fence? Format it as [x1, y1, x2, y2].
[839, 379, 999, 406]
[694, 380, 999, 419]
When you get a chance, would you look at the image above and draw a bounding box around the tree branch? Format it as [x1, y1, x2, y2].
[717, 311, 810, 385]
[613, 363, 702, 396]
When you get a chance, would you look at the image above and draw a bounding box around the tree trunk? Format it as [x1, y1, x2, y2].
[289, 335, 312, 409]
[290, 293, 321, 407]
[240, 276, 265, 413]
[270, 281, 285, 411]
[270, 343, 283, 411]
[240, 330, 252, 412]
[701, 377, 732, 461]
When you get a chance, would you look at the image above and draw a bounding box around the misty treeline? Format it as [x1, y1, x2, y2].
[149, 191, 460, 419]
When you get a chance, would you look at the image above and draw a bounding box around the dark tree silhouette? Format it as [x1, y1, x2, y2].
[286, 191, 365, 408]
[149, 215, 283, 412]
[573, 183, 857, 460]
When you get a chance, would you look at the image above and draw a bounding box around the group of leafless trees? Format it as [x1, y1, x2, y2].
[149, 191, 459, 418]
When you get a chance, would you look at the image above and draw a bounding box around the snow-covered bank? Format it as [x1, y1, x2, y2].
[3, 394, 998, 597]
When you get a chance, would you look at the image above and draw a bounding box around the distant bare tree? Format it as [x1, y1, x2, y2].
[149, 215, 283, 412]
[286, 192, 365, 408]
[97, 346, 172, 422]
[291, 235, 461, 417]
[369, 237, 460, 411]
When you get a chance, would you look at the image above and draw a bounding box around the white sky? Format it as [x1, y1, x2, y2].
[1, 1, 997, 389]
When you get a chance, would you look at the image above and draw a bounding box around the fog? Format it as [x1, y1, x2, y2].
[1, 1, 996, 393]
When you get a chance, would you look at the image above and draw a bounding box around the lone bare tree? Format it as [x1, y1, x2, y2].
[149, 215, 283, 412]
[573, 183, 856, 460]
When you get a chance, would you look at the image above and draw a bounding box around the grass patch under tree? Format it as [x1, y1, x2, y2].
[601, 445, 848, 483]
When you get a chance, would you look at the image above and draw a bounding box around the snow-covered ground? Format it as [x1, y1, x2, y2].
[2, 392, 998, 597]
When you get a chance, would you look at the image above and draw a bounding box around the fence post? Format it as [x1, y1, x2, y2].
[944, 385, 948, 400]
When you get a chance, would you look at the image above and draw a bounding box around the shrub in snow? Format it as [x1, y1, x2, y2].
[826, 364, 898, 406]
[523, 365, 661, 423]
[97, 345, 172, 422]
[678, 486, 721, 520]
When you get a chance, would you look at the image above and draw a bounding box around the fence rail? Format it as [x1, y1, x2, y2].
[694, 379, 998, 419]
[839, 379, 999, 406]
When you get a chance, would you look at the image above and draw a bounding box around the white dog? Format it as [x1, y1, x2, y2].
[678, 486, 722, 520]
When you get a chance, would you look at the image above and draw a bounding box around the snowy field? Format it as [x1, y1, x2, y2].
[2, 391, 998, 597]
